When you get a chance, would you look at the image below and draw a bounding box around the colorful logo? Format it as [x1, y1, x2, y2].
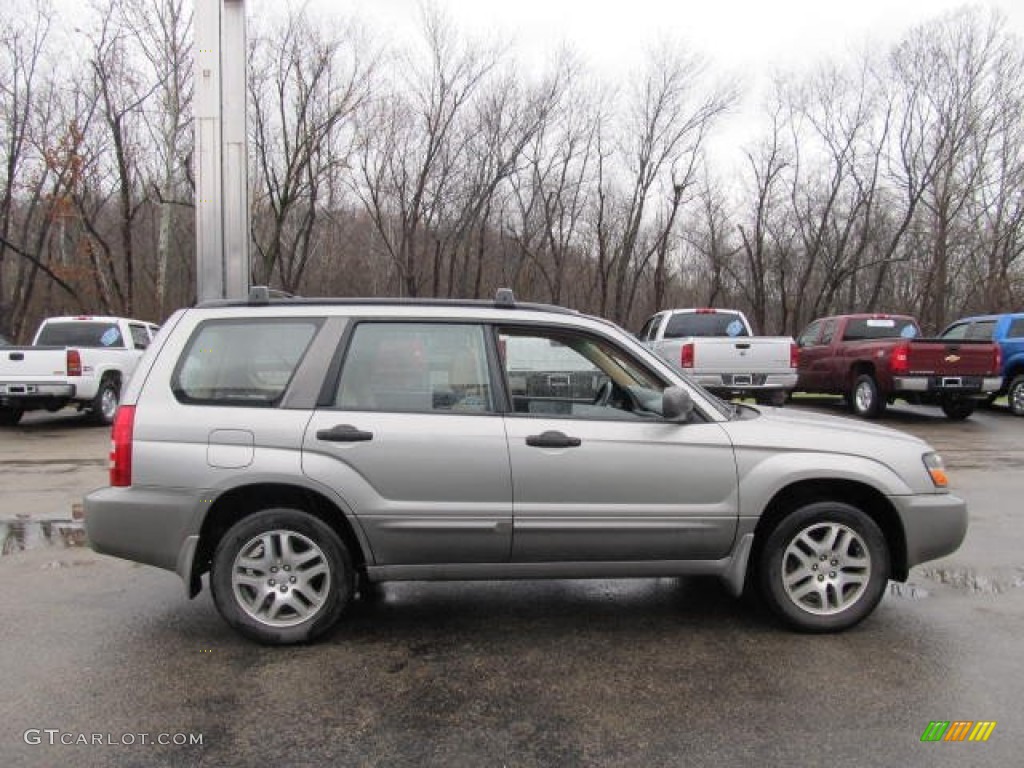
[921, 721, 996, 742]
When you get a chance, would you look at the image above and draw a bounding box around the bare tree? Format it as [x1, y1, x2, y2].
[593, 45, 736, 324]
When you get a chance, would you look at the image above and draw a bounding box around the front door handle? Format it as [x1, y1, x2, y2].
[316, 424, 374, 442]
[525, 430, 582, 448]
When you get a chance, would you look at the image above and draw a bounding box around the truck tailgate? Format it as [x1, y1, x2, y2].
[908, 340, 999, 376]
[686, 337, 794, 373]
[0, 347, 70, 380]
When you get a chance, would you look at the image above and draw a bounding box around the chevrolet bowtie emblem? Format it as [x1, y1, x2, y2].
[945, 354, 960, 363]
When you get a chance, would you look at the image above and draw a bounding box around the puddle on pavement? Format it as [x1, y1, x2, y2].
[1, 518, 86, 556]
[917, 566, 1024, 594]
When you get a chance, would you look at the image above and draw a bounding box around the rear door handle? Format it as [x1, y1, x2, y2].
[316, 424, 374, 442]
[525, 430, 582, 448]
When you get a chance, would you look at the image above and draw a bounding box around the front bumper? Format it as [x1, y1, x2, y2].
[890, 491, 968, 570]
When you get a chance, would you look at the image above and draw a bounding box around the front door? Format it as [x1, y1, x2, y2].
[497, 326, 738, 563]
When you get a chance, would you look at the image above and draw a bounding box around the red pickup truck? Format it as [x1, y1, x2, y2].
[794, 314, 1002, 420]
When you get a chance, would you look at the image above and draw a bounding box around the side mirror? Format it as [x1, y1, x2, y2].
[662, 386, 694, 422]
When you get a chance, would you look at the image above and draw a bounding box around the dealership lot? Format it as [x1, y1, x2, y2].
[1, 402, 1022, 766]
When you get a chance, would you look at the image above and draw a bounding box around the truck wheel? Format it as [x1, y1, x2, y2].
[91, 377, 120, 426]
[940, 397, 975, 421]
[759, 501, 890, 633]
[851, 375, 885, 418]
[1009, 375, 1024, 417]
[210, 508, 354, 645]
[0, 407, 24, 427]
[755, 391, 787, 407]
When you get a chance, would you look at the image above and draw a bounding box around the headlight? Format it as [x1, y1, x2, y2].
[923, 452, 948, 488]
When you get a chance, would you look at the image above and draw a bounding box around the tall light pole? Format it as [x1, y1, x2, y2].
[194, 0, 249, 302]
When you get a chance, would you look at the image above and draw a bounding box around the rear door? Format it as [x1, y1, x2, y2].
[302, 321, 513, 566]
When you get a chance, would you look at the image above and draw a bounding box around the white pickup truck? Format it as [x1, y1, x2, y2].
[0, 315, 159, 426]
[638, 308, 797, 406]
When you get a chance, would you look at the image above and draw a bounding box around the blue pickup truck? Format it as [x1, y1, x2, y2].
[941, 313, 1024, 416]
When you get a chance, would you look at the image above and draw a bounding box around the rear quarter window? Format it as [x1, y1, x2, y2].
[171, 319, 320, 406]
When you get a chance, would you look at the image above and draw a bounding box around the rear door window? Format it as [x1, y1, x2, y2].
[171, 319, 319, 406]
[333, 323, 494, 413]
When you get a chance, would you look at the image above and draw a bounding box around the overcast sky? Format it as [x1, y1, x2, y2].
[330, 0, 1024, 79]
[302, 0, 1021, 164]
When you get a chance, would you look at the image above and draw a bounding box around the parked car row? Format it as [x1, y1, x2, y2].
[640, 307, 1020, 422]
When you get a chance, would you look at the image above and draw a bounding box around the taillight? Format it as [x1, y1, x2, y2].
[67, 349, 82, 377]
[695, 308, 717, 314]
[681, 342, 695, 368]
[891, 343, 909, 374]
[993, 345, 1002, 373]
[109, 405, 135, 487]
[790, 342, 799, 369]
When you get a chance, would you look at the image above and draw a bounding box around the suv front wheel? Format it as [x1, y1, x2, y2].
[211, 508, 354, 645]
[759, 501, 889, 632]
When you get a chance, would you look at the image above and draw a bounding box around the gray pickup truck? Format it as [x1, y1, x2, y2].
[85, 289, 966, 644]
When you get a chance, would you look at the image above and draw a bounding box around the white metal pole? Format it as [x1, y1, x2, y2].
[194, 0, 249, 302]
[221, 0, 250, 300]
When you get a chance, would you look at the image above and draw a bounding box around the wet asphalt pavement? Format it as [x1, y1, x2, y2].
[1, 402, 1023, 767]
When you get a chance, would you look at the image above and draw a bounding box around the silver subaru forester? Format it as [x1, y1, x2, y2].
[85, 290, 966, 644]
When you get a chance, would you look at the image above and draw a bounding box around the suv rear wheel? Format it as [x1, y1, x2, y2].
[211, 508, 354, 645]
[759, 501, 889, 632]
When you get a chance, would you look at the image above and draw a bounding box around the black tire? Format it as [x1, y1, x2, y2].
[759, 501, 890, 633]
[1008, 375, 1024, 417]
[90, 376, 120, 425]
[850, 374, 885, 418]
[940, 397, 975, 421]
[0, 407, 24, 427]
[210, 508, 354, 645]
[754, 391, 786, 407]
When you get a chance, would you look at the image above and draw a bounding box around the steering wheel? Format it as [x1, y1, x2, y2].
[593, 379, 615, 406]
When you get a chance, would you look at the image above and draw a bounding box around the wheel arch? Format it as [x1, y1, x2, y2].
[748, 478, 908, 585]
[190, 482, 369, 597]
[847, 360, 876, 385]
